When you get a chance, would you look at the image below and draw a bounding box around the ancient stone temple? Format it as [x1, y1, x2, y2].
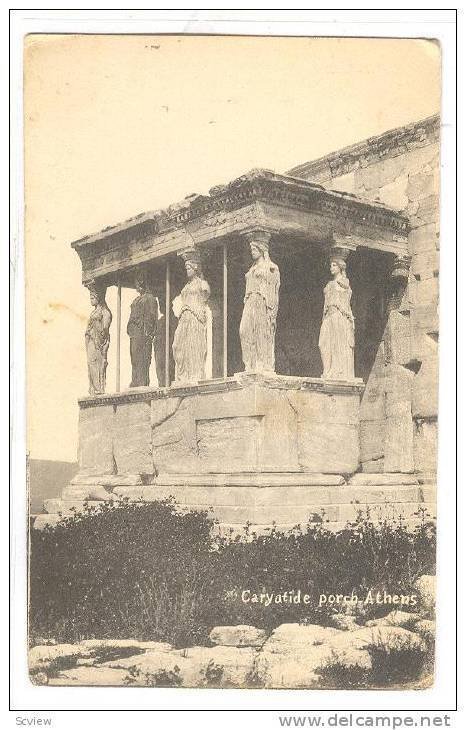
[37, 115, 438, 532]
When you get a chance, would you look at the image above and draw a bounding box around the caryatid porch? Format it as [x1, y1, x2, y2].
[41, 169, 431, 532]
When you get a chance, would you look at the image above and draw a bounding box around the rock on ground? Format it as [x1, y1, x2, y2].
[262, 623, 339, 653]
[330, 614, 360, 631]
[365, 610, 421, 629]
[332, 626, 426, 652]
[256, 623, 343, 688]
[29, 620, 431, 689]
[101, 648, 181, 672]
[80, 638, 172, 652]
[181, 646, 257, 687]
[209, 625, 267, 647]
[48, 667, 128, 686]
[101, 645, 257, 687]
[256, 645, 333, 688]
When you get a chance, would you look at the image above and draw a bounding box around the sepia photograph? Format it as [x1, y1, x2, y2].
[21, 30, 443, 696]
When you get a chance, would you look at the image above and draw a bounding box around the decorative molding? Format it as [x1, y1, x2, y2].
[78, 374, 365, 408]
[71, 168, 410, 283]
[287, 114, 440, 182]
[242, 227, 276, 245]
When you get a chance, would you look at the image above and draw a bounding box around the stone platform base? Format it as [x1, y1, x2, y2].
[34, 472, 436, 534]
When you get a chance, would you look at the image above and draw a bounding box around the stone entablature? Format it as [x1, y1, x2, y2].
[287, 115, 440, 184]
[72, 169, 409, 284]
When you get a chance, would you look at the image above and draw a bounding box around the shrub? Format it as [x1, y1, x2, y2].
[29, 499, 216, 647]
[29, 500, 436, 648]
[316, 652, 370, 689]
[200, 660, 224, 687]
[44, 653, 82, 678]
[367, 633, 431, 687]
[124, 664, 182, 688]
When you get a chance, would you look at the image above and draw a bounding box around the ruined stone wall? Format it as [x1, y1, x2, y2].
[288, 116, 440, 478]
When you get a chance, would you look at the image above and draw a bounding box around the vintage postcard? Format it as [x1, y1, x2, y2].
[25, 33, 440, 692]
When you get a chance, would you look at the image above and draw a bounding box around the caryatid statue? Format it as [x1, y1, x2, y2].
[85, 281, 112, 395]
[172, 249, 211, 384]
[239, 229, 280, 373]
[319, 251, 355, 380]
[127, 272, 158, 387]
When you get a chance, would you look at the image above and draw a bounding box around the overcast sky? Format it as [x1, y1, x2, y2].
[24, 34, 440, 461]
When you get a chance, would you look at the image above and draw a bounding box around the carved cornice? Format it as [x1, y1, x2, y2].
[71, 168, 409, 278]
[287, 114, 440, 182]
[171, 170, 410, 234]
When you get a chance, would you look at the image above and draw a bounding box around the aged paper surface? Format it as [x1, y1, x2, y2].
[25, 34, 440, 691]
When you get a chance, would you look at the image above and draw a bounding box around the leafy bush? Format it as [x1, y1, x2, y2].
[317, 632, 434, 690]
[316, 652, 370, 689]
[124, 664, 182, 687]
[366, 633, 432, 687]
[200, 660, 224, 687]
[29, 499, 436, 648]
[29, 499, 215, 647]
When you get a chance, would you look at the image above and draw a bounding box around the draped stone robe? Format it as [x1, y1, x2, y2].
[172, 275, 210, 383]
[240, 256, 280, 372]
[85, 304, 112, 395]
[319, 275, 355, 380]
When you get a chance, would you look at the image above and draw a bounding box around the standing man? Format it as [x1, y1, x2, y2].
[127, 272, 158, 387]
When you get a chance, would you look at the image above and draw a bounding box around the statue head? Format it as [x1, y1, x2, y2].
[185, 260, 200, 279]
[87, 281, 107, 307]
[250, 242, 266, 261]
[330, 257, 347, 277]
[245, 230, 271, 261]
[182, 249, 202, 280]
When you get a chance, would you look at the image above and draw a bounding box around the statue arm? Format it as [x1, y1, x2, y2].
[98, 308, 112, 353]
[267, 267, 280, 322]
[336, 275, 351, 291]
[102, 307, 112, 333]
[201, 279, 211, 304]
